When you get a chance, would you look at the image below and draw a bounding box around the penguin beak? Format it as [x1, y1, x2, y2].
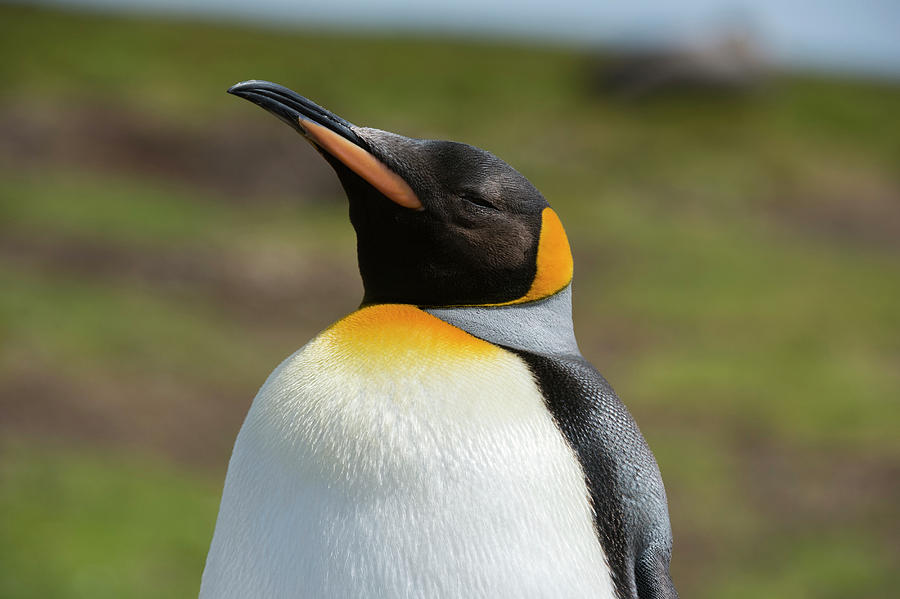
[228, 80, 422, 210]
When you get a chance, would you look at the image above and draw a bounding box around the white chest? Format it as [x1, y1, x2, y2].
[200, 306, 616, 598]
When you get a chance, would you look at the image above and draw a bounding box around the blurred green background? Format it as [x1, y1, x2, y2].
[1, 3, 899, 598]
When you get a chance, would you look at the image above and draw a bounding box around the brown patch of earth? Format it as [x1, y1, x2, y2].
[0, 100, 343, 202]
[0, 230, 362, 328]
[0, 363, 248, 470]
[765, 183, 900, 250]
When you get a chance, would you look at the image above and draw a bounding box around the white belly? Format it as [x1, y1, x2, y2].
[200, 305, 616, 598]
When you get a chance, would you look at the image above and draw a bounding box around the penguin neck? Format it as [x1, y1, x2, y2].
[423, 284, 581, 358]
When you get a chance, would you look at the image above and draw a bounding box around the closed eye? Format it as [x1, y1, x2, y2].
[461, 192, 498, 211]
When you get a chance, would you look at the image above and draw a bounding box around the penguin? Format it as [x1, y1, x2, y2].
[200, 80, 678, 599]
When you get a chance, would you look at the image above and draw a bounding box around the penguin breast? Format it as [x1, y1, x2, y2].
[200, 305, 617, 598]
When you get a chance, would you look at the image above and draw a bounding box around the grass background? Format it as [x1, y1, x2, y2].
[2, 4, 899, 597]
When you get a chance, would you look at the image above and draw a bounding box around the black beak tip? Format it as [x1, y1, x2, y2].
[225, 79, 366, 147]
[227, 79, 266, 97]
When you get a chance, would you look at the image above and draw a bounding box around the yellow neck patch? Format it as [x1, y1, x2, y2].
[320, 304, 499, 369]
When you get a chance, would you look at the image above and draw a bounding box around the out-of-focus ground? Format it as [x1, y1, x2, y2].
[1, 5, 899, 598]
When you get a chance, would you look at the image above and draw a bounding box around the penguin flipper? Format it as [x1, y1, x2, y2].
[512, 350, 677, 599]
[635, 545, 679, 599]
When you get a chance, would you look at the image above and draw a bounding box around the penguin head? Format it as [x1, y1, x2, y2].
[229, 81, 572, 307]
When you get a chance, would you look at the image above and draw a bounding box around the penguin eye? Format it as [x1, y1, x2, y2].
[460, 192, 498, 211]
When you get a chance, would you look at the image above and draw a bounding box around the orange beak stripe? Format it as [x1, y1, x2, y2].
[299, 117, 423, 210]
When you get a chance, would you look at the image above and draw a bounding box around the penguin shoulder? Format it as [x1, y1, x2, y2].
[243, 304, 545, 456]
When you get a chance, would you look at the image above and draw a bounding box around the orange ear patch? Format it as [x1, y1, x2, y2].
[519, 207, 573, 302]
[481, 207, 573, 307]
[299, 118, 423, 210]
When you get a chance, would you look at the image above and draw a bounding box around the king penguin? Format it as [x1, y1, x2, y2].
[200, 80, 678, 599]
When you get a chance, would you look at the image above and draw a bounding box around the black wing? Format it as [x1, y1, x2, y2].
[512, 350, 678, 599]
